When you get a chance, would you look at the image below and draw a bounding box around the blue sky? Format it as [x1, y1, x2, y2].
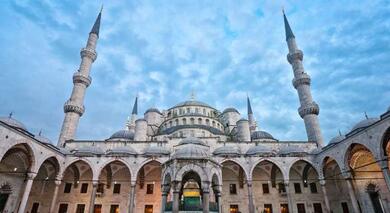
[0, 0, 389, 144]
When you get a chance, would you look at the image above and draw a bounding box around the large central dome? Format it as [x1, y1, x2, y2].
[171, 100, 214, 109]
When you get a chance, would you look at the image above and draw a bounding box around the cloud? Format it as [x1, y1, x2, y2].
[0, 0, 389, 144]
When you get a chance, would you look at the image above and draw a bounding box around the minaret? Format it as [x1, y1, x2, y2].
[58, 9, 102, 147]
[126, 96, 138, 132]
[247, 96, 256, 132]
[283, 11, 324, 146]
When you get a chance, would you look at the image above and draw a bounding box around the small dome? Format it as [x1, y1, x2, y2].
[0, 116, 27, 131]
[251, 130, 275, 140]
[145, 108, 161, 114]
[109, 130, 134, 140]
[222, 108, 239, 114]
[143, 146, 170, 156]
[34, 133, 52, 144]
[173, 145, 210, 159]
[213, 146, 241, 156]
[74, 146, 105, 156]
[107, 146, 137, 156]
[350, 117, 379, 132]
[279, 146, 307, 155]
[178, 137, 207, 146]
[329, 135, 346, 145]
[246, 145, 275, 156]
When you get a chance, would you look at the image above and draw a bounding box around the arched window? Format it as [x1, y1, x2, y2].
[198, 118, 202, 125]
[212, 121, 216, 127]
[169, 121, 172, 127]
[203, 109, 206, 115]
[206, 119, 210, 126]
[182, 118, 187, 125]
[190, 118, 195, 125]
[175, 119, 179, 126]
[186, 108, 190, 113]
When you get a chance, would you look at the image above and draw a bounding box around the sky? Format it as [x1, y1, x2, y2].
[0, 0, 389, 144]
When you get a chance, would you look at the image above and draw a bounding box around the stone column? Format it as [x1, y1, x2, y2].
[89, 181, 98, 213]
[345, 178, 360, 213]
[202, 181, 210, 213]
[216, 192, 222, 213]
[284, 181, 294, 213]
[319, 180, 331, 213]
[161, 184, 170, 213]
[172, 181, 181, 213]
[49, 179, 62, 213]
[128, 181, 136, 213]
[18, 173, 36, 213]
[247, 180, 255, 213]
[379, 161, 390, 192]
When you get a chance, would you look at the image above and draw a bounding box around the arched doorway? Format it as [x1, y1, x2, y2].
[322, 156, 352, 212]
[135, 160, 162, 213]
[58, 160, 93, 213]
[345, 143, 387, 213]
[252, 160, 284, 213]
[180, 171, 203, 211]
[26, 157, 60, 213]
[221, 160, 248, 213]
[96, 160, 131, 213]
[0, 143, 35, 212]
[289, 160, 323, 213]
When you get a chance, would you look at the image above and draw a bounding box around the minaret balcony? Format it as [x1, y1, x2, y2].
[287, 49, 303, 64]
[80, 47, 97, 61]
[298, 102, 319, 118]
[73, 72, 92, 87]
[292, 73, 311, 89]
[64, 100, 85, 116]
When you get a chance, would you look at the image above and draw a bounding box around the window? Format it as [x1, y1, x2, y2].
[313, 203, 323, 213]
[146, 184, 154, 194]
[94, 204, 102, 213]
[113, 184, 121, 194]
[97, 183, 104, 193]
[264, 204, 273, 213]
[64, 183, 72, 193]
[144, 205, 153, 213]
[76, 204, 85, 213]
[80, 183, 88, 193]
[280, 204, 289, 213]
[297, 203, 306, 213]
[262, 183, 270, 194]
[229, 205, 239, 213]
[58, 204, 68, 213]
[186, 108, 190, 113]
[294, 183, 302, 194]
[278, 182, 286, 193]
[341, 202, 350, 213]
[310, 182, 318, 193]
[183, 118, 187, 125]
[229, 184, 237, 194]
[203, 109, 206, 115]
[110, 205, 119, 213]
[31, 202, 39, 213]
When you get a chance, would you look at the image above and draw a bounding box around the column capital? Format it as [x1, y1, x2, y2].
[55, 180, 62, 186]
[319, 179, 326, 186]
[92, 180, 99, 187]
[26, 172, 37, 180]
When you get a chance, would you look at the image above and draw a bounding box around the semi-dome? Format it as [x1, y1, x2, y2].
[251, 130, 276, 140]
[222, 108, 239, 114]
[143, 146, 170, 156]
[0, 116, 27, 131]
[213, 145, 241, 156]
[145, 108, 161, 114]
[109, 129, 134, 140]
[279, 146, 307, 155]
[178, 137, 207, 146]
[329, 134, 346, 145]
[74, 146, 105, 156]
[350, 117, 379, 133]
[173, 100, 212, 108]
[246, 145, 275, 156]
[106, 146, 137, 156]
[173, 145, 210, 159]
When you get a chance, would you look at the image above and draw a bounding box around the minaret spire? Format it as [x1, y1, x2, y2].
[58, 9, 102, 147]
[127, 96, 138, 132]
[247, 95, 256, 132]
[283, 11, 324, 147]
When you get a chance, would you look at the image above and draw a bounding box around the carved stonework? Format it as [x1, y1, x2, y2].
[298, 102, 320, 118]
[292, 73, 311, 89]
[73, 72, 92, 87]
[64, 100, 85, 116]
[287, 50, 304, 64]
[80, 47, 97, 61]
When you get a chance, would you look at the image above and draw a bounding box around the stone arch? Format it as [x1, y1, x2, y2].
[381, 126, 390, 159]
[1, 142, 36, 173]
[96, 158, 132, 180]
[36, 156, 62, 179]
[219, 158, 248, 179]
[249, 158, 285, 180]
[288, 159, 320, 188]
[209, 166, 222, 185]
[344, 143, 381, 176]
[175, 163, 208, 182]
[62, 159, 95, 182]
[97, 159, 132, 191]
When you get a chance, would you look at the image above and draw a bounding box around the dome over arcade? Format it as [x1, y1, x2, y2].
[106, 146, 137, 156]
[173, 137, 210, 159]
[329, 134, 346, 145]
[251, 130, 276, 141]
[143, 146, 170, 156]
[73, 146, 105, 156]
[222, 108, 239, 114]
[34, 132, 52, 144]
[350, 117, 379, 133]
[279, 146, 307, 155]
[0, 115, 27, 131]
[246, 145, 275, 156]
[213, 145, 241, 156]
[109, 129, 134, 140]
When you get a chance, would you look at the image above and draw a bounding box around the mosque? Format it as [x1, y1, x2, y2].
[0, 8, 390, 213]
